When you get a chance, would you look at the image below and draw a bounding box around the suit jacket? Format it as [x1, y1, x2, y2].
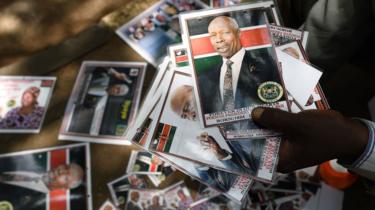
[225, 140, 264, 175]
[198, 49, 281, 114]
[205, 168, 236, 193]
[0, 182, 46, 210]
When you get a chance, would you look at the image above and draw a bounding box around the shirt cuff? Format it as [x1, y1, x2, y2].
[339, 119, 375, 170]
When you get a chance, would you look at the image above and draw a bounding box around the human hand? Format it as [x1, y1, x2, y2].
[197, 132, 211, 150]
[251, 107, 369, 173]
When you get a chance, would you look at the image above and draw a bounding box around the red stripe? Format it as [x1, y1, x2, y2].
[156, 125, 171, 151]
[191, 27, 271, 56]
[149, 162, 158, 172]
[176, 55, 188, 63]
[139, 132, 148, 146]
[316, 100, 324, 110]
[50, 149, 68, 210]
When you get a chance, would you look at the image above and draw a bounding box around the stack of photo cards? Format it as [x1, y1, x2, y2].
[0, 143, 92, 210]
[59, 61, 146, 145]
[123, 0, 328, 206]
[246, 171, 323, 210]
[0, 76, 56, 133]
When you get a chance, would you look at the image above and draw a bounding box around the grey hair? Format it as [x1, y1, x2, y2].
[209, 16, 240, 31]
[68, 163, 84, 189]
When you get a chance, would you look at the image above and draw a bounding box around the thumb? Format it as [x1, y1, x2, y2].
[251, 107, 298, 133]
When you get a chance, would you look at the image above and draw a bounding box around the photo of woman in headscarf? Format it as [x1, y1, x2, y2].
[0, 86, 45, 129]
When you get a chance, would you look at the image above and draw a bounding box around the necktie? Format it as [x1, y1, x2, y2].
[223, 60, 235, 110]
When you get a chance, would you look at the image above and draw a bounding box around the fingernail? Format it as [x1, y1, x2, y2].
[252, 107, 265, 120]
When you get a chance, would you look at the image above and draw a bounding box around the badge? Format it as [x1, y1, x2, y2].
[257, 81, 283, 103]
[0, 201, 13, 210]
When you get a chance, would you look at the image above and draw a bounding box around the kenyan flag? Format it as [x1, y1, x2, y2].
[0, 144, 90, 210]
[132, 118, 152, 146]
[174, 49, 189, 67]
[190, 26, 273, 75]
[151, 123, 177, 153]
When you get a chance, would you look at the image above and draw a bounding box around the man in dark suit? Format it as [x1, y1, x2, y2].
[198, 16, 282, 114]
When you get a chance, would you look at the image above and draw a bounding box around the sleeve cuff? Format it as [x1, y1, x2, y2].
[339, 119, 375, 170]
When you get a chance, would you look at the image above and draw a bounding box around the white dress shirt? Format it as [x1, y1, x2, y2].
[1, 171, 49, 193]
[341, 119, 375, 181]
[219, 48, 246, 102]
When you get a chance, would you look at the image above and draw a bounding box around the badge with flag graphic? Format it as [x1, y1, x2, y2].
[180, 3, 289, 127]
[169, 44, 190, 68]
[0, 143, 92, 210]
[151, 123, 177, 153]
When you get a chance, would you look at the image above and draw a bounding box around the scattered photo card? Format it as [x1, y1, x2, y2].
[180, 4, 289, 127]
[123, 58, 168, 144]
[107, 174, 150, 208]
[0, 76, 56, 133]
[59, 61, 146, 145]
[131, 70, 174, 149]
[125, 189, 164, 210]
[276, 48, 322, 106]
[276, 41, 329, 112]
[163, 181, 193, 209]
[0, 143, 92, 210]
[99, 200, 119, 210]
[116, 0, 208, 66]
[270, 25, 308, 48]
[126, 150, 165, 175]
[147, 163, 174, 187]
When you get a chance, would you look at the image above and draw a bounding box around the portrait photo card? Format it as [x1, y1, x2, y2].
[0, 76, 56, 133]
[107, 174, 151, 208]
[276, 41, 329, 112]
[126, 150, 164, 175]
[162, 181, 193, 209]
[180, 4, 289, 127]
[116, 0, 208, 66]
[59, 61, 146, 145]
[0, 143, 92, 210]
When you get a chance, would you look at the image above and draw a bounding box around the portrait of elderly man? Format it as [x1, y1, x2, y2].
[198, 15, 281, 114]
[0, 163, 84, 193]
[83, 66, 133, 108]
[68, 66, 134, 135]
[170, 85, 197, 121]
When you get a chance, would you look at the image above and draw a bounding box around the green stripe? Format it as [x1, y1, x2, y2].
[151, 123, 165, 150]
[177, 61, 189, 67]
[163, 126, 176, 153]
[194, 55, 221, 75]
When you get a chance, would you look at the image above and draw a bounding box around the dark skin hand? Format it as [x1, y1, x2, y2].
[251, 107, 369, 173]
